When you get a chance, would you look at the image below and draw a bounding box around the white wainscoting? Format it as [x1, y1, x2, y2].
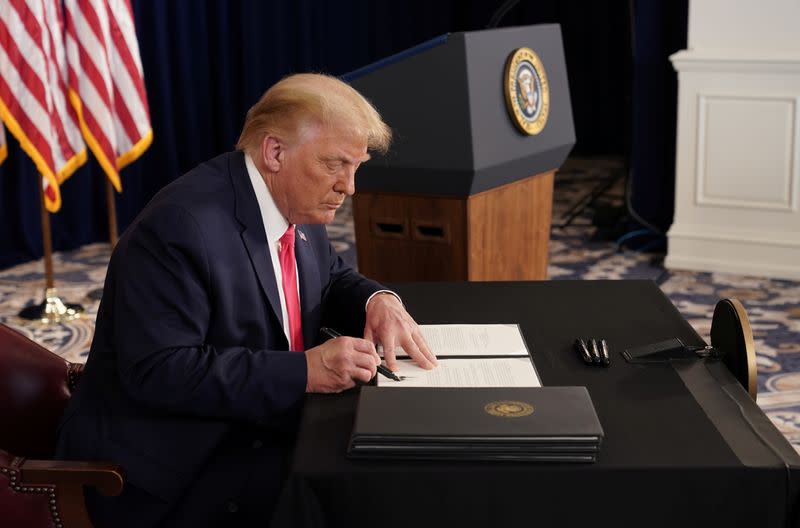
[696, 94, 797, 211]
[667, 48, 800, 280]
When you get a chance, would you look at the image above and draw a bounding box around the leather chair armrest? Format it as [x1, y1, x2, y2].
[16, 459, 123, 528]
[21, 459, 123, 495]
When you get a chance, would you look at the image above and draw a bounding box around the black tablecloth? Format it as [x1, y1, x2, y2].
[272, 280, 800, 528]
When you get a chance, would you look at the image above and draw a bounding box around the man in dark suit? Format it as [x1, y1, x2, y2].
[56, 73, 437, 527]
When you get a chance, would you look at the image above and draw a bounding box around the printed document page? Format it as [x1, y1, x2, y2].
[377, 358, 541, 388]
[391, 324, 529, 357]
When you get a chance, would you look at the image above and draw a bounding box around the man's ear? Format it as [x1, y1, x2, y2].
[261, 135, 284, 172]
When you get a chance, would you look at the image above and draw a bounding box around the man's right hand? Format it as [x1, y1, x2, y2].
[305, 336, 381, 393]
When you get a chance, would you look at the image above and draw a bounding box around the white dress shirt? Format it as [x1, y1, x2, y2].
[245, 153, 296, 344]
[245, 153, 402, 347]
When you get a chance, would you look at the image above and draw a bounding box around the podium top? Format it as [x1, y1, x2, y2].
[346, 24, 575, 196]
[342, 34, 450, 83]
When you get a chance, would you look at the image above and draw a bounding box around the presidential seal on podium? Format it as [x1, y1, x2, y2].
[504, 47, 550, 135]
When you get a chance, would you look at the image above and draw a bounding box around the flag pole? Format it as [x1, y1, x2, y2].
[105, 178, 118, 246]
[39, 182, 55, 289]
[18, 184, 84, 323]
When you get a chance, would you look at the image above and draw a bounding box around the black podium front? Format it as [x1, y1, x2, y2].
[272, 281, 800, 528]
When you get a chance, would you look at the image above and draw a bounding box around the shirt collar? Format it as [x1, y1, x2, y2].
[245, 153, 290, 244]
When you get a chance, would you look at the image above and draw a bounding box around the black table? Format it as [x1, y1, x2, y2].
[272, 281, 800, 528]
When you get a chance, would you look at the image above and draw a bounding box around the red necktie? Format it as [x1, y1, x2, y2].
[279, 225, 304, 351]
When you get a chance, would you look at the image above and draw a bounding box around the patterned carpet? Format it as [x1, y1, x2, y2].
[2, 159, 799, 450]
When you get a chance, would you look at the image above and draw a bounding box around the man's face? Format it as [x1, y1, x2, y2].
[268, 124, 370, 225]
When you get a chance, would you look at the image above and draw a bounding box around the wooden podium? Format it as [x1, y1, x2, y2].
[345, 25, 574, 282]
[354, 171, 554, 281]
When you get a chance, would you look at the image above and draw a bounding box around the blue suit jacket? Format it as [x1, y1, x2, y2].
[56, 152, 384, 526]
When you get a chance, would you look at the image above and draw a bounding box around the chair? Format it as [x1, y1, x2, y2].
[0, 323, 123, 528]
[711, 298, 758, 402]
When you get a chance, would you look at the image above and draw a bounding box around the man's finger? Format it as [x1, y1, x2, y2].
[401, 335, 435, 370]
[350, 337, 379, 358]
[352, 365, 376, 385]
[413, 330, 438, 366]
[349, 337, 374, 350]
[382, 336, 398, 371]
[352, 346, 380, 373]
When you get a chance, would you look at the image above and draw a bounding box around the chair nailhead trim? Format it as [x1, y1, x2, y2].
[3, 467, 62, 523]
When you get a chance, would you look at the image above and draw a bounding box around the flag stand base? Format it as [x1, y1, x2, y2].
[18, 287, 84, 324]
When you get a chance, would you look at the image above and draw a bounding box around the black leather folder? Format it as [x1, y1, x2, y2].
[348, 386, 603, 462]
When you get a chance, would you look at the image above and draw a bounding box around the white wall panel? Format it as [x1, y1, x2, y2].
[667, 1, 800, 280]
[697, 95, 796, 210]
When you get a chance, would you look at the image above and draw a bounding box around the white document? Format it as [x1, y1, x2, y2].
[390, 324, 529, 358]
[377, 357, 542, 388]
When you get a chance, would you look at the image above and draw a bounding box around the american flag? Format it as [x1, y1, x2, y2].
[0, 0, 150, 212]
[64, 0, 151, 193]
[0, 0, 87, 212]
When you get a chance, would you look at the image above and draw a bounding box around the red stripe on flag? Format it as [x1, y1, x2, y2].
[42, 1, 83, 144]
[0, 17, 49, 119]
[43, 177, 57, 202]
[121, 0, 135, 23]
[73, 34, 114, 113]
[0, 75, 56, 171]
[73, 0, 114, 84]
[73, 0, 106, 54]
[64, 3, 114, 115]
[38, 29, 79, 164]
[78, 97, 116, 162]
[111, 83, 137, 146]
[106, 5, 149, 119]
[9, 0, 44, 51]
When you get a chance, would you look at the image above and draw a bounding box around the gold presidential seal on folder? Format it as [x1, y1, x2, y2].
[504, 47, 549, 135]
[485, 400, 534, 418]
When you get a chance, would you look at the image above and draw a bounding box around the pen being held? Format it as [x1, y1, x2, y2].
[320, 327, 403, 381]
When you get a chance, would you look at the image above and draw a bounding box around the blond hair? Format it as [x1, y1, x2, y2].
[236, 73, 391, 156]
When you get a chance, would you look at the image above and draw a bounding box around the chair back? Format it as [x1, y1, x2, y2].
[0, 324, 83, 459]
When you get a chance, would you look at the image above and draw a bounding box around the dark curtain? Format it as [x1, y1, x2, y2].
[0, 0, 672, 269]
[629, 0, 688, 233]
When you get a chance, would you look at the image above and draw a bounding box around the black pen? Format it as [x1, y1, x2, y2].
[574, 338, 593, 365]
[600, 339, 611, 367]
[590, 338, 602, 364]
[319, 327, 402, 382]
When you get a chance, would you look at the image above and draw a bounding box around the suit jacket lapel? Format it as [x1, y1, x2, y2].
[294, 226, 321, 348]
[229, 153, 284, 332]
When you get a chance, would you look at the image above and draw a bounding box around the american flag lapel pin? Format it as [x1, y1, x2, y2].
[298, 229, 307, 242]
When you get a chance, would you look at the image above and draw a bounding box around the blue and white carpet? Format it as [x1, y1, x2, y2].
[1, 160, 799, 450]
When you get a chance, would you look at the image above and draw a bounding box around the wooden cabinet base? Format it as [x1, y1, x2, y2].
[352, 170, 554, 282]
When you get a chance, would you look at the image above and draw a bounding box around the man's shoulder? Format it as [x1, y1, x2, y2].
[148, 152, 243, 207]
[173, 151, 243, 192]
[124, 152, 245, 236]
[189, 151, 244, 178]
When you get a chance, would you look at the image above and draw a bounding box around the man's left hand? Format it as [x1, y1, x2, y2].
[364, 293, 438, 371]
